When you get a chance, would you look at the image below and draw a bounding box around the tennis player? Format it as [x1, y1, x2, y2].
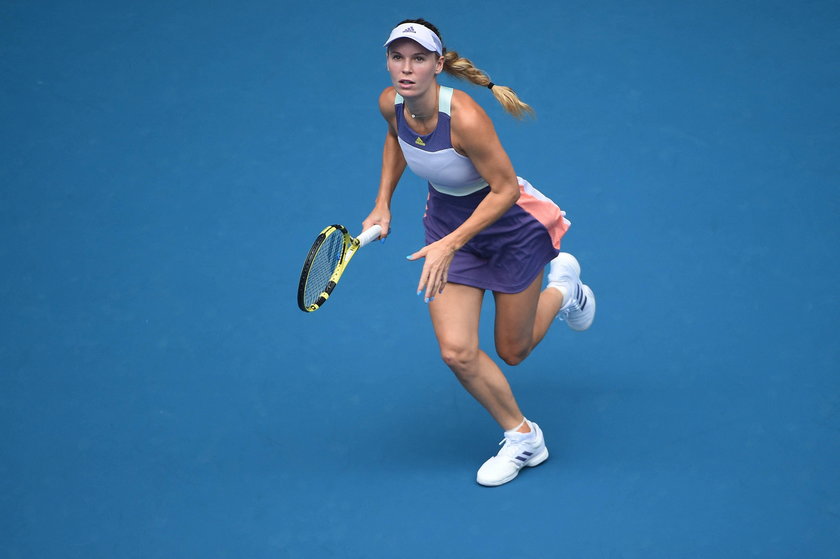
[362, 19, 596, 486]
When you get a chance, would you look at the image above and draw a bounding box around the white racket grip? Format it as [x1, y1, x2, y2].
[356, 224, 382, 248]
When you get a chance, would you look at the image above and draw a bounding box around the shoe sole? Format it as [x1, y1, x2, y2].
[476, 447, 550, 487]
[549, 253, 581, 285]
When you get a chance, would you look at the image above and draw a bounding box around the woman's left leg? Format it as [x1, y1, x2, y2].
[493, 271, 564, 366]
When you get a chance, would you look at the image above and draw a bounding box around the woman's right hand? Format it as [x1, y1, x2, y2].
[362, 206, 392, 241]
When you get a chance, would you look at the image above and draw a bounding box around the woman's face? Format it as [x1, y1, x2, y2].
[386, 38, 443, 97]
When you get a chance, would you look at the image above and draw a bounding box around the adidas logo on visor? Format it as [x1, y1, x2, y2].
[402, 26, 415, 33]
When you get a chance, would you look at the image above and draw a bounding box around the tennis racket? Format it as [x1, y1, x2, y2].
[297, 224, 382, 312]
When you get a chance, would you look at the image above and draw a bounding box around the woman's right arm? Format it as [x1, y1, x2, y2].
[362, 88, 406, 239]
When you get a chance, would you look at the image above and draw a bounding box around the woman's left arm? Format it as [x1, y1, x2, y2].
[407, 93, 521, 300]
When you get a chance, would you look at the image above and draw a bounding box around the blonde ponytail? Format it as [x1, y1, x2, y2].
[443, 50, 535, 119]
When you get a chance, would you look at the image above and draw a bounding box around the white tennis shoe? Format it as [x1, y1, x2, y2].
[548, 252, 596, 331]
[476, 421, 549, 487]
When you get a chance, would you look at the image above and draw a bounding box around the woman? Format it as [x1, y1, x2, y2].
[362, 19, 596, 487]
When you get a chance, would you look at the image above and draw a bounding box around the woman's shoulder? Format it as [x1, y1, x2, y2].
[379, 87, 398, 112]
[449, 87, 490, 130]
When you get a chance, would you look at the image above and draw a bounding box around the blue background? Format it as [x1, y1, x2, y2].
[2, 1, 838, 557]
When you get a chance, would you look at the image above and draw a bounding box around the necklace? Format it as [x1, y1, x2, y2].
[408, 86, 438, 120]
[408, 105, 432, 119]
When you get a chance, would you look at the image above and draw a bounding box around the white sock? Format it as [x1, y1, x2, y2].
[552, 284, 571, 307]
[549, 282, 577, 312]
[505, 418, 535, 440]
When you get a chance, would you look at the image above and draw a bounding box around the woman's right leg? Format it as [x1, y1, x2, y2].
[428, 283, 526, 432]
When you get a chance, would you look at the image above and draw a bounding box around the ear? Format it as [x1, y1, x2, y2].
[435, 54, 444, 75]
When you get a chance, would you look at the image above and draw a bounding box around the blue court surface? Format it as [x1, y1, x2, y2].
[2, 1, 838, 557]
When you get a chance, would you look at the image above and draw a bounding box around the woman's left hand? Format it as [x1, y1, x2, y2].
[406, 238, 457, 302]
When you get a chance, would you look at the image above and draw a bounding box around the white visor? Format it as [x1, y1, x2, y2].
[383, 23, 443, 55]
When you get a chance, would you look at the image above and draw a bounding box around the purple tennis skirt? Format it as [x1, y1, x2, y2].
[423, 178, 570, 293]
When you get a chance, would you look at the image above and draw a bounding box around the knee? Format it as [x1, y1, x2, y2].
[496, 344, 530, 367]
[440, 344, 480, 378]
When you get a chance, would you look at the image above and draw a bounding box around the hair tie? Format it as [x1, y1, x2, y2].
[486, 82, 495, 90]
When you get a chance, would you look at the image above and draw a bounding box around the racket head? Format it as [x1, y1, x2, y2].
[297, 224, 350, 312]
